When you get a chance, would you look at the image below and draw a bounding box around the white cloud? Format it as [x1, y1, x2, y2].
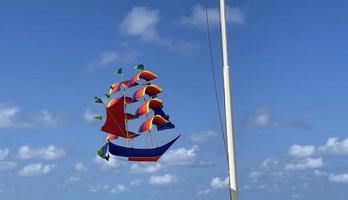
[65, 176, 79, 183]
[83, 109, 97, 123]
[197, 188, 211, 195]
[261, 158, 279, 168]
[210, 176, 229, 189]
[0, 148, 16, 171]
[97, 52, 120, 65]
[88, 50, 137, 71]
[110, 184, 126, 193]
[318, 137, 348, 155]
[88, 184, 109, 193]
[0, 148, 9, 160]
[285, 157, 324, 171]
[130, 179, 142, 186]
[119, 6, 197, 52]
[190, 130, 217, 144]
[148, 174, 177, 185]
[246, 157, 285, 185]
[328, 173, 348, 183]
[198, 176, 229, 195]
[94, 155, 120, 169]
[75, 163, 88, 172]
[248, 107, 271, 127]
[0, 104, 21, 128]
[198, 160, 213, 167]
[244, 107, 311, 129]
[18, 163, 56, 176]
[288, 145, 316, 158]
[314, 169, 327, 177]
[34, 110, 60, 127]
[18, 145, 65, 160]
[179, 5, 245, 28]
[0, 161, 17, 171]
[162, 145, 198, 166]
[249, 171, 262, 179]
[0, 104, 61, 128]
[120, 7, 160, 42]
[130, 163, 162, 174]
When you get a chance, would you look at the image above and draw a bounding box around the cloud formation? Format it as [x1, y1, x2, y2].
[148, 174, 177, 185]
[285, 157, 324, 171]
[328, 173, 348, 183]
[210, 176, 229, 189]
[120, 7, 160, 42]
[88, 50, 137, 71]
[198, 176, 229, 195]
[0, 148, 17, 171]
[190, 130, 217, 144]
[0, 161, 17, 171]
[75, 163, 88, 172]
[18, 163, 56, 176]
[0, 148, 9, 160]
[318, 137, 348, 155]
[83, 109, 98, 123]
[110, 184, 126, 193]
[130, 179, 142, 186]
[162, 145, 198, 166]
[17, 145, 65, 160]
[94, 156, 120, 169]
[0, 104, 61, 129]
[243, 107, 311, 129]
[119, 6, 197, 52]
[288, 144, 316, 158]
[179, 5, 245, 28]
[130, 163, 162, 174]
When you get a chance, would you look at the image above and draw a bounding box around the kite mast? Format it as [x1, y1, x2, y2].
[219, 0, 239, 200]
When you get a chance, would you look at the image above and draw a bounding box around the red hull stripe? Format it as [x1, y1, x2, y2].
[128, 156, 161, 162]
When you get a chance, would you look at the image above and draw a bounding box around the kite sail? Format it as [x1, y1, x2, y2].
[95, 66, 179, 162]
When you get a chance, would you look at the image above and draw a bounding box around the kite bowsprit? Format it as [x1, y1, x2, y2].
[95, 66, 179, 162]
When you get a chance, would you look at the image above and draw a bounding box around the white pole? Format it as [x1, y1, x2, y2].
[219, 0, 239, 200]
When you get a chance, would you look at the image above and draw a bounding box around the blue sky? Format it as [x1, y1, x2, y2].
[1, 0, 348, 199]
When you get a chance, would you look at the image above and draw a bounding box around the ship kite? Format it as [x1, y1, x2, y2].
[95, 65, 179, 162]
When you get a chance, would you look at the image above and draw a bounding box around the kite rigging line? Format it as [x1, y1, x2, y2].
[204, 0, 229, 164]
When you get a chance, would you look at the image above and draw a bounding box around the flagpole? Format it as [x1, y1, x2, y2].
[219, 0, 239, 200]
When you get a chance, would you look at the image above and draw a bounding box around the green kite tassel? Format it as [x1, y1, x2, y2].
[110, 85, 115, 90]
[134, 64, 144, 71]
[105, 94, 111, 99]
[97, 149, 104, 158]
[95, 115, 102, 120]
[114, 68, 123, 74]
[94, 96, 103, 104]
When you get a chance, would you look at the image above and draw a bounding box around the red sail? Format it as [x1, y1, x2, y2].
[128, 70, 158, 88]
[133, 84, 163, 100]
[136, 98, 163, 117]
[101, 98, 138, 139]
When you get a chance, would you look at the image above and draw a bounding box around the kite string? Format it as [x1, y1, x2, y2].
[204, 0, 229, 163]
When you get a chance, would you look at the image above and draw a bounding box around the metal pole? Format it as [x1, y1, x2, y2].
[219, 0, 239, 199]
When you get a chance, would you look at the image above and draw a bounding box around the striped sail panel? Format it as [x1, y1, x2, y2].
[139, 115, 170, 133]
[133, 84, 162, 100]
[136, 98, 164, 117]
[128, 70, 158, 88]
[109, 81, 129, 94]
